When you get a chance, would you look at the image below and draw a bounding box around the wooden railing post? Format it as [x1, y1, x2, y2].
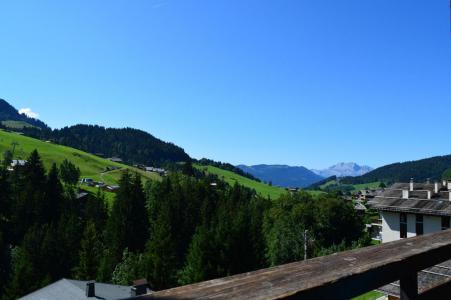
[400, 272, 418, 300]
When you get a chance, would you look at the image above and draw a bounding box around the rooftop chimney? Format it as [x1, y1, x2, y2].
[444, 180, 447, 188]
[427, 190, 431, 200]
[410, 178, 414, 192]
[449, 192, 451, 201]
[435, 182, 439, 194]
[448, 181, 451, 191]
[131, 279, 150, 297]
[402, 190, 409, 199]
[86, 281, 95, 298]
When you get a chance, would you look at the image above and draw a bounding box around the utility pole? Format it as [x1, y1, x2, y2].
[304, 229, 308, 261]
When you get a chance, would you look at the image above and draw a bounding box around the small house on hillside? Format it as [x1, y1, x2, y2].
[107, 157, 123, 163]
[7, 159, 27, 171]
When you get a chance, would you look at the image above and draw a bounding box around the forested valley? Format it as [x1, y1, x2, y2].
[0, 151, 369, 299]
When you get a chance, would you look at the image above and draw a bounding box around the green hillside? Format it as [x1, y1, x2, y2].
[0, 129, 161, 202]
[196, 165, 325, 199]
[313, 179, 381, 193]
[195, 164, 287, 199]
[1, 120, 36, 129]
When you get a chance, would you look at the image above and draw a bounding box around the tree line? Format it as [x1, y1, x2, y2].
[20, 124, 190, 167]
[0, 150, 369, 299]
[341, 154, 451, 185]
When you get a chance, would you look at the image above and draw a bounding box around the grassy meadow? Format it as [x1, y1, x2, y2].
[0, 129, 161, 204]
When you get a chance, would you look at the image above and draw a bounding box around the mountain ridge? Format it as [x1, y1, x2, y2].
[0, 98, 190, 166]
[0, 99, 49, 129]
[237, 164, 324, 188]
[312, 162, 373, 178]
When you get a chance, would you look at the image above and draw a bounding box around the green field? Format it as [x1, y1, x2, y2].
[196, 165, 287, 199]
[1, 120, 36, 129]
[0, 129, 161, 203]
[318, 179, 381, 192]
[195, 165, 324, 199]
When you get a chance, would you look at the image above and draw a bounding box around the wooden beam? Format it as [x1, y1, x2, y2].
[400, 271, 418, 300]
[138, 230, 451, 300]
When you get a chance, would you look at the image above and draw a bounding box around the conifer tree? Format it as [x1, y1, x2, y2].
[59, 159, 81, 186]
[10, 150, 46, 242]
[104, 171, 149, 277]
[74, 221, 104, 280]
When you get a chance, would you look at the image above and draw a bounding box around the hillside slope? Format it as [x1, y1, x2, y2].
[237, 164, 324, 188]
[0, 99, 49, 129]
[341, 154, 451, 184]
[195, 165, 288, 199]
[0, 129, 161, 198]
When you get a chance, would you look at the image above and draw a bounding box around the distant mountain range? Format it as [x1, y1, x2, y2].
[311, 162, 373, 178]
[237, 164, 324, 188]
[238, 163, 373, 188]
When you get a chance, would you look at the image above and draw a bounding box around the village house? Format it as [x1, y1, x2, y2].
[7, 159, 27, 171]
[368, 179, 451, 299]
[107, 157, 123, 163]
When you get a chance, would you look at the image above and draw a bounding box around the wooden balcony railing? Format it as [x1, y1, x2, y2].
[135, 230, 451, 300]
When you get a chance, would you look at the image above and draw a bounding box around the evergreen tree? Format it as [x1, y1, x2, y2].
[182, 161, 195, 177]
[1, 150, 12, 168]
[59, 159, 81, 186]
[3, 225, 58, 299]
[104, 171, 149, 278]
[145, 205, 178, 290]
[40, 164, 63, 224]
[10, 150, 47, 242]
[74, 221, 104, 280]
[178, 226, 215, 285]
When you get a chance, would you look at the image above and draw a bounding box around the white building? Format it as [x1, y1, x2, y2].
[369, 180, 451, 243]
[369, 179, 451, 299]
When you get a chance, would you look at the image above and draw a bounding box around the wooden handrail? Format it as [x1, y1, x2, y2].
[135, 230, 451, 300]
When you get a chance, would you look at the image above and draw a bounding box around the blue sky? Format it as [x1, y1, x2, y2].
[0, 0, 450, 169]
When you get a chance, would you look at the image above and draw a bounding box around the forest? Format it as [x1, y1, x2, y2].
[20, 124, 190, 167]
[341, 155, 451, 185]
[0, 151, 368, 299]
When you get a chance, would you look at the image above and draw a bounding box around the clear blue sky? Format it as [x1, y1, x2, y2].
[0, 0, 450, 169]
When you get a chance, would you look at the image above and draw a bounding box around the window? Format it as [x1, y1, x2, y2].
[416, 214, 423, 236]
[442, 217, 450, 231]
[400, 213, 407, 239]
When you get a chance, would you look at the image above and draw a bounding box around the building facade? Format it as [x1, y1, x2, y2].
[369, 180, 451, 299]
[369, 180, 451, 243]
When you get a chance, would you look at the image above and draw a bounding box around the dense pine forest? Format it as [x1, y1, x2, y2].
[0, 151, 368, 299]
[20, 124, 190, 167]
[341, 155, 451, 185]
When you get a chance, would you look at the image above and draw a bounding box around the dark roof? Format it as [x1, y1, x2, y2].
[368, 182, 451, 216]
[369, 197, 451, 217]
[378, 259, 451, 297]
[20, 279, 132, 300]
